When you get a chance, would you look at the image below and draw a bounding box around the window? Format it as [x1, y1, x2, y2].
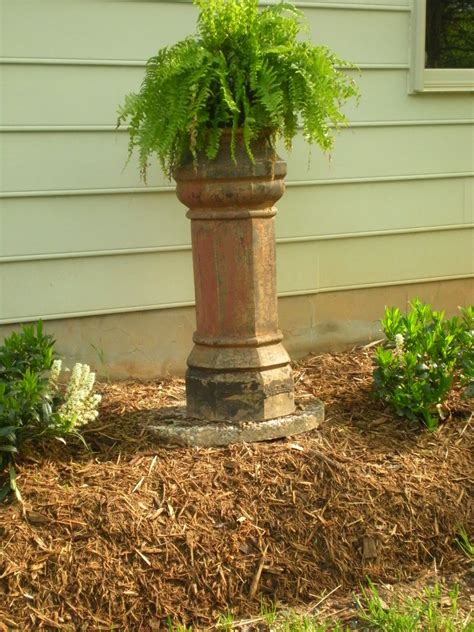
[425, 0, 474, 69]
[410, 0, 474, 92]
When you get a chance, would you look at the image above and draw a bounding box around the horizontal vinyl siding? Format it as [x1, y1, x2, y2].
[2, 125, 473, 193]
[0, 0, 473, 325]
[1, 229, 472, 324]
[2, 2, 408, 63]
[1, 178, 473, 258]
[3, 66, 474, 127]
[277, 230, 474, 295]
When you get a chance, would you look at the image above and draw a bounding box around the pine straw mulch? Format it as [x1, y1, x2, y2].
[0, 348, 472, 630]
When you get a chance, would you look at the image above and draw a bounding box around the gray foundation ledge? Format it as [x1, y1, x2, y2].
[150, 399, 324, 447]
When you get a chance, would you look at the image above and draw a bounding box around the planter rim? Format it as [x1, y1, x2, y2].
[173, 128, 284, 179]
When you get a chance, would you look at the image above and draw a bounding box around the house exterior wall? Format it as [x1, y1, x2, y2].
[1, 0, 473, 377]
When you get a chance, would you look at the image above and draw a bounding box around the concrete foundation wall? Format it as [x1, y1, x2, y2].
[1, 279, 471, 379]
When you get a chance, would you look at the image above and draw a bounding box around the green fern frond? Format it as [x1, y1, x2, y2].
[117, 0, 359, 180]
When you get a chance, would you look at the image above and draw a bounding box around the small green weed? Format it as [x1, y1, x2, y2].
[166, 616, 192, 632]
[216, 611, 235, 631]
[456, 526, 474, 560]
[277, 612, 345, 631]
[90, 343, 110, 381]
[356, 579, 471, 631]
[260, 598, 278, 626]
[208, 581, 471, 631]
[373, 300, 473, 429]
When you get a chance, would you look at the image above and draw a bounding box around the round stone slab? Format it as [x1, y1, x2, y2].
[150, 399, 324, 447]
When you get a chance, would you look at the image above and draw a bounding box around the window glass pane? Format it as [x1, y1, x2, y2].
[425, 0, 474, 68]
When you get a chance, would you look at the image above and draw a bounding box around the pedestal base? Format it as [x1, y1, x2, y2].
[186, 364, 295, 422]
[151, 399, 324, 447]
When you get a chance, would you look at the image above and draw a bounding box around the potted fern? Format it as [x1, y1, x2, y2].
[118, 0, 358, 430]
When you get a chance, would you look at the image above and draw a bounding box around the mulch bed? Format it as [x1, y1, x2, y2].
[0, 348, 472, 630]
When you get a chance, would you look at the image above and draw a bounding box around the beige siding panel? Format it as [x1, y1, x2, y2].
[3, 66, 474, 127]
[107, 0, 410, 6]
[0, 251, 195, 322]
[286, 125, 474, 183]
[1, 2, 408, 65]
[304, 7, 408, 64]
[1, 229, 472, 323]
[276, 229, 474, 295]
[0, 193, 189, 257]
[2, 125, 473, 193]
[299, 0, 409, 6]
[1, 1, 199, 61]
[276, 177, 474, 238]
[342, 69, 474, 123]
[1, 178, 473, 258]
[0, 65, 141, 127]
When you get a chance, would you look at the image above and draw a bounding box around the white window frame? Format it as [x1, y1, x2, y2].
[410, 0, 474, 93]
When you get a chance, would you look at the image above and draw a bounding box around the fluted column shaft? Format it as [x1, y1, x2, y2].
[175, 134, 295, 422]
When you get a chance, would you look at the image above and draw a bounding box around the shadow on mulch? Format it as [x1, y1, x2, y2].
[0, 348, 472, 630]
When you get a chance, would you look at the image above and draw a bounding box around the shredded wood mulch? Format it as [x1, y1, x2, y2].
[0, 348, 472, 630]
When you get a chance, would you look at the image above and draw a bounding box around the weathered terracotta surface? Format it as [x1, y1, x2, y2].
[175, 133, 295, 421]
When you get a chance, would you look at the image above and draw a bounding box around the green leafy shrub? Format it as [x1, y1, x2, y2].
[0, 323, 101, 501]
[373, 300, 473, 429]
[117, 0, 359, 179]
[457, 305, 474, 399]
[0, 319, 54, 382]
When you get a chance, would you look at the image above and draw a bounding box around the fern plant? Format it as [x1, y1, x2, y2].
[117, 0, 359, 179]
